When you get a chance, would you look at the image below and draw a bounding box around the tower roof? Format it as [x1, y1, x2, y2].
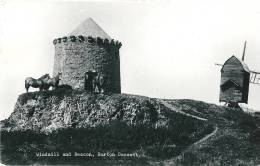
[70, 18, 111, 40]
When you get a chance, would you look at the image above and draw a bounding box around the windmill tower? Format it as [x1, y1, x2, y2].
[53, 18, 122, 93]
[216, 41, 260, 107]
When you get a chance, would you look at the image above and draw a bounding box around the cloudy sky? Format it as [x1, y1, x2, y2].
[1, 0, 260, 120]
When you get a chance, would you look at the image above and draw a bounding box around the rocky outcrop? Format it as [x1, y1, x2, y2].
[2, 90, 174, 133]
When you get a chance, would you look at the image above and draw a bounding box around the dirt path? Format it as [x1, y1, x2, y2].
[158, 99, 207, 121]
[188, 126, 218, 149]
[156, 126, 219, 166]
[150, 100, 219, 165]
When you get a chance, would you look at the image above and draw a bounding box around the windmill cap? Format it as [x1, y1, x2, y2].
[70, 17, 111, 40]
[222, 55, 250, 73]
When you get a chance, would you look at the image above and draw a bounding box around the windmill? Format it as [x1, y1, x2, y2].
[215, 41, 260, 107]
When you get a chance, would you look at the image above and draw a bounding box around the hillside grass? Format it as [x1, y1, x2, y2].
[159, 99, 260, 166]
[1, 121, 213, 165]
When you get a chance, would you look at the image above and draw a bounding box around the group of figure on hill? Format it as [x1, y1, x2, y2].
[25, 70, 105, 94]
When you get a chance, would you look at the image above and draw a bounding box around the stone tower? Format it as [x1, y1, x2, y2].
[53, 18, 122, 93]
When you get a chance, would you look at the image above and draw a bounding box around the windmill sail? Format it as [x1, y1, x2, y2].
[242, 41, 247, 61]
[250, 71, 260, 85]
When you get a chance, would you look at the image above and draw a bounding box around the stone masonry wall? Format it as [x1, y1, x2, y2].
[53, 36, 122, 93]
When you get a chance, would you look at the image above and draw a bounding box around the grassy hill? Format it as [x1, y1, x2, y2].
[0, 89, 259, 165]
[155, 99, 260, 166]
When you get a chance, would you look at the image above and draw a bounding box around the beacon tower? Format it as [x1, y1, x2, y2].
[53, 18, 122, 93]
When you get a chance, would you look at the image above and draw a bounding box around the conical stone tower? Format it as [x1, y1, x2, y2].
[53, 18, 122, 93]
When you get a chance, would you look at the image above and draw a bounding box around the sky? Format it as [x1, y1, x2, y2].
[0, 0, 260, 120]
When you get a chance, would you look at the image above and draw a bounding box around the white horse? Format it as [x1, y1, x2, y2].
[45, 72, 62, 90]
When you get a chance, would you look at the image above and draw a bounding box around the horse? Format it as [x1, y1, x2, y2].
[46, 72, 62, 90]
[25, 74, 50, 93]
[93, 74, 105, 93]
[84, 70, 105, 93]
[84, 71, 97, 92]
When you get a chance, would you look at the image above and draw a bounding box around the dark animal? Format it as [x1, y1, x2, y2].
[84, 71, 105, 93]
[25, 74, 50, 92]
[93, 74, 105, 93]
[84, 71, 97, 92]
[46, 72, 62, 90]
